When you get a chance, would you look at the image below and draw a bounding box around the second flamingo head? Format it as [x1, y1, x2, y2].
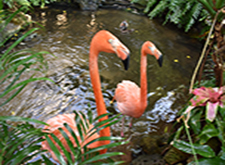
[142, 41, 163, 67]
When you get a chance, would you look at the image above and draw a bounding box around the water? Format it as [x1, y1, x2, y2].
[1, 7, 202, 161]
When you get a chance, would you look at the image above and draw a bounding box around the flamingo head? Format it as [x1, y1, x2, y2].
[91, 30, 130, 70]
[142, 41, 163, 67]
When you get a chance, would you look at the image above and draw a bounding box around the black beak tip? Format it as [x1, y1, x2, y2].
[122, 55, 130, 70]
[158, 55, 163, 67]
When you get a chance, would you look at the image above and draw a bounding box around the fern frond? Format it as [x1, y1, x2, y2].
[182, 0, 195, 15]
[144, 0, 158, 13]
[168, 0, 183, 24]
[148, 0, 169, 19]
[184, 2, 203, 32]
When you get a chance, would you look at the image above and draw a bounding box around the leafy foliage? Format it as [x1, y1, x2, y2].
[43, 110, 128, 164]
[0, 111, 127, 164]
[2, 0, 57, 10]
[172, 106, 225, 164]
[132, 0, 225, 32]
[0, 9, 54, 107]
[0, 116, 47, 165]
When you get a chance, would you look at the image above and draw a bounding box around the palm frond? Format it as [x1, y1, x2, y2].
[43, 111, 127, 164]
[0, 116, 47, 165]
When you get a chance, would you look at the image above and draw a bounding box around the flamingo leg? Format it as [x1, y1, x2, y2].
[129, 117, 133, 128]
[110, 96, 115, 104]
[121, 115, 125, 137]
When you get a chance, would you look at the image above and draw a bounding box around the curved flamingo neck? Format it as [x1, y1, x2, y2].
[140, 49, 148, 111]
[89, 44, 110, 153]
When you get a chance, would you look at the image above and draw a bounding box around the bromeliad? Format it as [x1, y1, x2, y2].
[178, 86, 225, 127]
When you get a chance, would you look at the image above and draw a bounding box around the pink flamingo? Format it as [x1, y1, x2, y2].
[112, 41, 163, 136]
[42, 30, 130, 161]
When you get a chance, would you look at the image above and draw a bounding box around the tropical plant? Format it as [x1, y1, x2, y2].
[43, 110, 128, 165]
[131, 0, 225, 32]
[0, 110, 127, 164]
[0, 7, 54, 107]
[0, 115, 48, 165]
[172, 85, 225, 164]
[2, 0, 57, 11]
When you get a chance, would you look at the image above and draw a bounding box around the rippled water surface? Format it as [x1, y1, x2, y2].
[1, 8, 202, 160]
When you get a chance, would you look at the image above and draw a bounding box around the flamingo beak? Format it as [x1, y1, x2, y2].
[122, 55, 130, 70]
[157, 55, 163, 67]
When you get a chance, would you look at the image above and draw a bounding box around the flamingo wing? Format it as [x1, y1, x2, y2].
[114, 80, 141, 117]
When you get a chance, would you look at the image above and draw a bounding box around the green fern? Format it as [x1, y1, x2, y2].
[143, 0, 158, 13]
[183, 2, 202, 32]
[148, 0, 168, 19]
[168, 0, 183, 24]
[133, 0, 223, 32]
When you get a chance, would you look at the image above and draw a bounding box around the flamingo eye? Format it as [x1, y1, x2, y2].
[108, 39, 113, 43]
[148, 46, 155, 53]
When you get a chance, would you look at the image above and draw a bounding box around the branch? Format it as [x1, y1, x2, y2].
[189, 9, 222, 93]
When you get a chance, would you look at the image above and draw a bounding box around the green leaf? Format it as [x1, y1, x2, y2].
[184, 2, 202, 32]
[189, 110, 202, 134]
[197, 0, 216, 17]
[0, 77, 53, 98]
[45, 135, 67, 165]
[219, 106, 225, 120]
[18, 0, 31, 6]
[51, 130, 74, 164]
[0, 28, 39, 63]
[173, 126, 184, 140]
[198, 124, 219, 144]
[0, 116, 48, 125]
[173, 140, 215, 157]
[41, 154, 55, 164]
[215, 119, 225, 146]
[0, 83, 26, 107]
[148, 0, 168, 19]
[83, 136, 126, 151]
[144, 0, 157, 13]
[81, 151, 125, 165]
[188, 156, 225, 165]
[64, 123, 81, 150]
[219, 146, 225, 160]
[216, 0, 225, 9]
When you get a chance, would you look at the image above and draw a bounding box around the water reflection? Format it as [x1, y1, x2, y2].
[1, 8, 202, 160]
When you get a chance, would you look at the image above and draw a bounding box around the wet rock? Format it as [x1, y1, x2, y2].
[141, 134, 169, 155]
[0, 13, 32, 43]
[131, 154, 166, 165]
[78, 0, 100, 10]
[163, 147, 189, 164]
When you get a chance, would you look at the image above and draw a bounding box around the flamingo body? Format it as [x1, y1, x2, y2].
[114, 41, 163, 128]
[42, 30, 130, 160]
[115, 80, 143, 118]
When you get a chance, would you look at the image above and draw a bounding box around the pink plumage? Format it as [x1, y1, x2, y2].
[113, 41, 163, 136]
[115, 80, 142, 118]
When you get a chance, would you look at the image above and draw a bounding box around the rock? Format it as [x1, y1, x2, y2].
[141, 134, 170, 155]
[0, 13, 32, 43]
[163, 147, 189, 164]
[131, 154, 166, 165]
[78, 0, 100, 10]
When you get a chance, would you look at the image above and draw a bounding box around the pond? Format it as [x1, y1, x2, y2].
[1, 7, 202, 163]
